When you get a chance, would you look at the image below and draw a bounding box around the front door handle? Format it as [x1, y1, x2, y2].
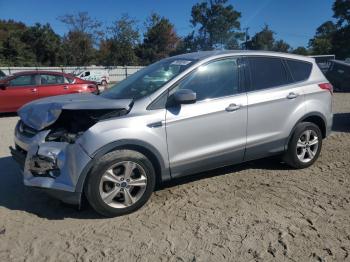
[63, 85, 69, 90]
[225, 103, 241, 112]
[31, 88, 37, 93]
[287, 92, 299, 99]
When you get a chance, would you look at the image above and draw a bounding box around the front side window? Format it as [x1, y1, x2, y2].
[172, 58, 239, 101]
[40, 74, 65, 85]
[248, 57, 290, 91]
[101, 58, 196, 100]
[9, 75, 35, 86]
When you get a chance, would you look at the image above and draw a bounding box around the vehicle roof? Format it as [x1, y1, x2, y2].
[172, 50, 315, 63]
[12, 70, 75, 78]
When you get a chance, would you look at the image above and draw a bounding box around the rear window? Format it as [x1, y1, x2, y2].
[286, 59, 312, 82]
[247, 57, 291, 91]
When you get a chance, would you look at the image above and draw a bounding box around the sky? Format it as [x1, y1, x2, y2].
[0, 0, 335, 48]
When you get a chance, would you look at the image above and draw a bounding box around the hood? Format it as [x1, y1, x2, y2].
[18, 93, 133, 130]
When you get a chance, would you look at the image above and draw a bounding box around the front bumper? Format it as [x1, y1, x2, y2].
[11, 122, 92, 205]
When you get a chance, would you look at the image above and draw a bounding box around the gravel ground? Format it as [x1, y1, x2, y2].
[0, 93, 349, 262]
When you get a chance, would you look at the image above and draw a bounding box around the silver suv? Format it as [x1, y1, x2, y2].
[11, 51, 333, 217]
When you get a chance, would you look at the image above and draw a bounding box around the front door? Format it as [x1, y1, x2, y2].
[165, 58, 248, 178]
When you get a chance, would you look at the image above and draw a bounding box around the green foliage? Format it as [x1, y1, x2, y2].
[137, 13, 180, 65]
[0, 20, 35, 66]
[292, 46, 310, 56]
[189, 0, 242, 50]
[333, 0, 350, 26]
[246, 25, 275, 50]
[272, 40, 291, 53]
[309, 1, 350, 59]
[308, 21, 336, 55]
[2, 1, 350, 66]
[61, 31, 96, 66]
[58, 12, 103, 66]
[99, 14, 140, 66]
[21, 23, 63, 66]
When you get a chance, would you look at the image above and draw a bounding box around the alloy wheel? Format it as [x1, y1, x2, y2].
[296, 129, 319, 163]
[99, 161, 147, 208]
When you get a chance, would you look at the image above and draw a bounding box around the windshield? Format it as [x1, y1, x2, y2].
[101, 58, 196, 100]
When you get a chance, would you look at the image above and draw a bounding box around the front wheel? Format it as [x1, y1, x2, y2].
[85, 150, 156, 217]
[283, 122, 322, 169]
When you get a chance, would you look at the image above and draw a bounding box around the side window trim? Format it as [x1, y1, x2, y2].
[147, 56, 243, 110]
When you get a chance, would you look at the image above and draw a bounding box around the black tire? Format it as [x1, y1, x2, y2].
[84, 149, 156, 217]
[283, 122, 323, 169]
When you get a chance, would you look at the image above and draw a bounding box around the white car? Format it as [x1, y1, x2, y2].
[76, 70, 109, 86]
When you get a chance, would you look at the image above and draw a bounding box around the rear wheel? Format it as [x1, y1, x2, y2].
[85, 150, 156, 217]
[283, 122, 322, 169]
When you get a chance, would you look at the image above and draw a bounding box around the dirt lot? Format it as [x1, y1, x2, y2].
[0, 94, 349, 262]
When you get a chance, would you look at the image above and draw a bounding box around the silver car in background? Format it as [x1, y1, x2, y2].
[11, 50, 333, 217]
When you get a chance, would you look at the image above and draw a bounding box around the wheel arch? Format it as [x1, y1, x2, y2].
[285, 112, 327, 150]
[75, 139, 169, 196]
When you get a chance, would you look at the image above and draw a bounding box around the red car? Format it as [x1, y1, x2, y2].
[0, 71, 98, 113]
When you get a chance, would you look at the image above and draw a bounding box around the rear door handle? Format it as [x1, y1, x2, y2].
[225, 103, 241, 112]
[30, 88, 37, 93]
[287, 92, 299, 99]
[63, 85, 69, 90]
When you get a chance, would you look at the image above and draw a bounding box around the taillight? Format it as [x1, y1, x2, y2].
[319, 83, 333, 94]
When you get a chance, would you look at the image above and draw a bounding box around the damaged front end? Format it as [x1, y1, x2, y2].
[11, 93, 133, 204]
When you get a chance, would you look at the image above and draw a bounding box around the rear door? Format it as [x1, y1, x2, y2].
[0, 74, 38, 112]
[244, 56, 306, 160]
[37, 73, 71, 98]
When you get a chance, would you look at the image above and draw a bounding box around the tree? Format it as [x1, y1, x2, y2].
[58, 12, 103, 40]
[246, 25, 275, 50]
[0, 20, 33, 66]
[333, 0, 350, 26]
[99, 14, 140, 65]
[61, 31, 96, 66]
[189, 0, 242, 50]
[58, 12, 102, 65]
[310, 1, 350, 59]
[137, 13, 179, 64]
[21, 23, 63, 66]
[308, 21, 336, 55]
[332, 0, 350, 59]
[272, 40, 291, 52]
[292, 46, 309, 56]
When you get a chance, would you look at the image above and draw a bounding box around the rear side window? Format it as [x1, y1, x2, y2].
[247, 57, 290, 91]
[40, 74, 65, 85]
[286, 59, 312, 82]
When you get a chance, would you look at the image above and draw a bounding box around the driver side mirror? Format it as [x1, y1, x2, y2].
[169, 89, 197, 106]
[0, 83, 8, 90]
